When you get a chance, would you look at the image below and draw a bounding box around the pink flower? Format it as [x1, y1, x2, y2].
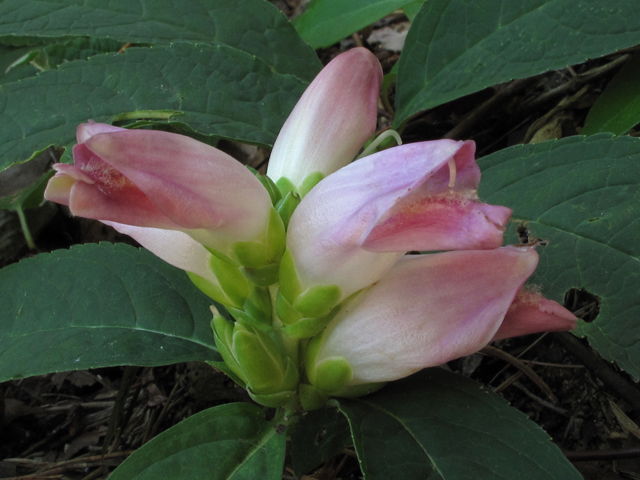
[283, 139, 512, 304]
[305, 247, 577, 389]
[266, 48, 382, 195]
[44, 122, 273, 254]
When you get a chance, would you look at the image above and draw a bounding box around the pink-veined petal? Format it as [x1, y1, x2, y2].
[313, 246, 539, 385]
[84, 129, 272, 241]
[103, 221, 219, 286]
[267, 48, 382, 188]
[287, 140, 510, 299]
[492, 288, 577, 341]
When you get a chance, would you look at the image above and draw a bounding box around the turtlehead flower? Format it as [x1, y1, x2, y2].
[43, 47, 578, 409]
[280, 140, 512, 315]
[44, 122, 281, 261]
[267, 48, 382, 196]
[304, 247, 577, 393]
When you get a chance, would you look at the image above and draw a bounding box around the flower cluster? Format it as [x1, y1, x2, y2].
[44, 48, 576, 409]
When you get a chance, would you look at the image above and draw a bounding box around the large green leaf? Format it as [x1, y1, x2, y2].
[582, 53, 640, 136]
[289, 407, 352, 476]
[109, 403, 286, 480]
[337, 368, 580, 480]
[479, 135, 640, 377]
[395, 0, 640, 126]
[293, 0, 418, 48]
[0, 242, 220, 382]
[0, 43, 307, 172]
[0, 0, 320, 80]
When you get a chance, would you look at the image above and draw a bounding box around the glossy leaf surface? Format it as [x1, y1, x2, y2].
[0, 44, 306, 172]
[0, 0, 320, 79]
[0, 243, 220, 382]
[396, 0, 640, 126]
[109, 403, 286, 480]
[337, 369, 581, 479]
[480, 135, 640, 377]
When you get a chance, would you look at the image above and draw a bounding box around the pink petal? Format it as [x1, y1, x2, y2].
[76, 121, 126, 143]
[287, 140, 509, 300]
[43, 172, 76, 206]
[492, 288, 577, 341]
[103, 221, 219, 285]
[267, 48, 382, 189]
[82, 129, 272, 243]
[314, 246, 539, 385]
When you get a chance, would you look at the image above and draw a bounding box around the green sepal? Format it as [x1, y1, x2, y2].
[248, 167, 282, 206]
[242, 263, 280, 286]
[211, 315, 248, 385]
[282, 306, 340, 339]
[242, 286, 272, 325]
[299, 383, 329, 411]
[265, 206, 286, 263]
[278, 249, 301, 302]
[208, 251, 252, 308]
[248, 389, 297, 408]
[275, 191, 301, 229]
[233, 326, 299, 395]
[206, 361, 247, 390]
[293, 284, 342, 318]
[186, 272, 230, 307]
[276, 176, 298, 197]
[276, 290, 303, 325]
[312, 357, 353, 394]
[226, 308, 272, 332]
[299, 171, 324, 197]
[231, 241, 267, 269]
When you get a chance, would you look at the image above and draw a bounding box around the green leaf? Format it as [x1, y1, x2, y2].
[479, 134, 640, 377]
[395, 0, 640, 126]
[582, 53, 640, 136]
[336, 368, 581, 480]
[0, 242, 220, 382]
[402, 1, 425, 22]
[0, 43, 307, 172]
[0, 0, 320, 80]
[109, 403, 286, 480]
[294, 0, 419, 48]
[289, 407, 352, 476]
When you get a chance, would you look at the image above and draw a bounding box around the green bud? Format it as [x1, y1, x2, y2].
[265, 206, 286, 263]
[312, 357, 353, 393]
[275, 291, 303, 325]
[293, 284, 342, 318]
[305, 332, 351, 394]
[231, 241, 267, 269]
[248, 168, 282, 206]
[282, 305, 340, 339]
[275, 191, 301, 229]
[211, 315, 247, 385]
[275, 176, 297, 197]
[241, 263, 280, 286]
[278, 250, 301, 302]
[248, 389, 297, 408]
[242, 286, 272, 326]
[186, 272, 231, 307]
[299, 171, 324, 197]
[299, 383, 329, 411]
[208, 251, 252, 308]
[232, 325, 299, 396]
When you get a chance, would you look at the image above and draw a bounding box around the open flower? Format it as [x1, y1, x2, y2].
[281, 140, 512, 308]
[305, 247, 577, 392]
